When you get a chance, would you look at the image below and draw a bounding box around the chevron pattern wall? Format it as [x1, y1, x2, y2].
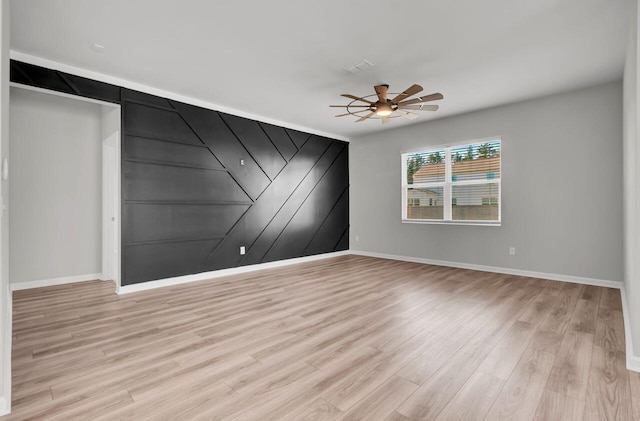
[10, 60, 349, 286]
[121, 90, 349, 285]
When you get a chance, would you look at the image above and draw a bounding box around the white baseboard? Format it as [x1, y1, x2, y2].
[0, 396, 9, 416]
[9, 273, 103, 291]
[350, 250, 623, 289]
[117, 251, 351, 294]
[627, 351, 640, 373]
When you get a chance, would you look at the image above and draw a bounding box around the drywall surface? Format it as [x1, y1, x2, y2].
[350, 81, 623, 283]
[9, 87, 103, 284]
[101, 104, 119, 139]
[624, 0, 640, 360]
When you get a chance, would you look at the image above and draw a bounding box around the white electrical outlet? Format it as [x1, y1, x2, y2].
[240, 159, 245, 166]
[240, 246, 246, 255]
[509, 247, 516, 256]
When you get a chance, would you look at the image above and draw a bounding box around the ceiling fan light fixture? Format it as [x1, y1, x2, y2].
[375, 103, 393, 117]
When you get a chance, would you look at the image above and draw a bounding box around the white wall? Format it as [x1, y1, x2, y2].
[9, 87, 103, 284]
[624, 0, 640, 370]
[350, 81, 623, 283]
[100, 105, 119, 283]
[101, 105, 119, 140]
[0, 0, 9, 414]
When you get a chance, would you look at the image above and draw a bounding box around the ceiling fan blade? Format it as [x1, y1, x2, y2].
[390, 84, 423, 103]
[335, 109, 371, 117]
[330, 105, 371, 108]
[399, 104, 439, 111]
[398, 93, 444, 106]
[381, 116, 391, 124]
[355, 112, 376, 122]
[396, 109, 419, 120]
[374, 84, 388, 102]
[341, 94, 376, 105]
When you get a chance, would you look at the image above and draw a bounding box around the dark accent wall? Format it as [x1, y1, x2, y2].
[10, 60, 349, 286]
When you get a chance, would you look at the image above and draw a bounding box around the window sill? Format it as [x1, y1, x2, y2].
[402, 219, 501, 227]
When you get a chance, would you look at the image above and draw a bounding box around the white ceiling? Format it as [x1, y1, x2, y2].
[10, 0, 629, 139]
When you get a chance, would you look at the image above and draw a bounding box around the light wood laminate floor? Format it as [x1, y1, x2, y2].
[6, 255, 639, 420]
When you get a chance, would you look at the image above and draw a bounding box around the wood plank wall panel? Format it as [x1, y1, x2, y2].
[220, 114, 287, 180]
[124, 239, 222, 284]
[122, 204, 250, 243]
[10, 60, 121, 103]
[169, 101, 273, 200]
[123, 136, 224, 170]
[10, 60, 349, 286]
[122, 161, 252, 203]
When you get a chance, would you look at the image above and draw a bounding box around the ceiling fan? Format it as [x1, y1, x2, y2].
[330, 84, 443, 124]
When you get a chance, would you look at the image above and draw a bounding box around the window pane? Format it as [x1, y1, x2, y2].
[451, 141, 500, 182]
[406, 187, 444, 220]
[452, 183, 499, 221]
[406, 149, 445, 184]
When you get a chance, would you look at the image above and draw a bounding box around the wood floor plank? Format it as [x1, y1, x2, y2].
[518, 288, 560, 325]
[484, 348, 556, 421]
[128, 354, 257, 402]
[394, 327, 470, 386]
[284, 398, 342, 421]
[321, 328, 436, 412]
[395, 339, 496, 420]
[47, 389, 134, 421]
[478, 320, 537, 380]
[630, 371, 640, 398]
[384, 412, 412, 421]
[545, 331, 594, 400]
[337, 375, 418, 420]
[533, 390, 585, 421]
[539, 282, 584, 334]
[600, 287, 623, 311]
[9, 388, 52, 412]
[528, 329, 565, 355]
[633, 397, 640, 421]
[433, 371, 504, 421]
[568, 285, 601, 334]
[5, 255, 635, 420]
[596, 307, 626, 351]
[584, 346, 633, 421]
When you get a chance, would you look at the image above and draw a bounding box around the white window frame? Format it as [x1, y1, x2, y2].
[401, 137, 502, 226]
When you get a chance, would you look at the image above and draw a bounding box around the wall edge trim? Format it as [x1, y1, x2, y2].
[10, 273, 104, 291]
[0, 396, 9, 416]
[9, 51, 349, 143]
[621, 285, 640, 372]
[117, 251, 350, 294]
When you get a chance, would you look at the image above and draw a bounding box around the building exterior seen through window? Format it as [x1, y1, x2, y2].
[401, 139, 501, 224]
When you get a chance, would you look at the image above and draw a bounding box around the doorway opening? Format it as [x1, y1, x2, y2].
[8, 84, 121, 290]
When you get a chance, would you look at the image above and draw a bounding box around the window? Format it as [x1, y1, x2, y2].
[402, 139, 501, 225]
